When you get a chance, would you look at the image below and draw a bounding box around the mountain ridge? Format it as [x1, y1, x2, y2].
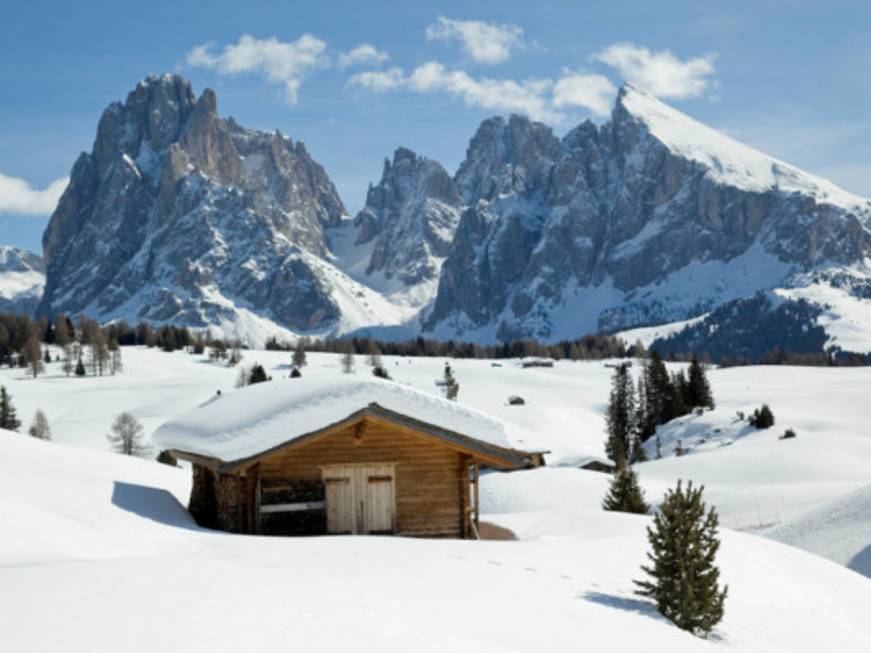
[25, 74, 871, 354]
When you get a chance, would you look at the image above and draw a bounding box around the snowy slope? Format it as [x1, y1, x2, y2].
[2, 431, 870, 652]
[2, 348, 870, 580]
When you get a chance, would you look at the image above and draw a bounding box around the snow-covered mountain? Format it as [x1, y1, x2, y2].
[425, 85, 871, 349]
[34, 75, 871, 353]
[38, 74, 409, 344]
[0, 246, 44, 316]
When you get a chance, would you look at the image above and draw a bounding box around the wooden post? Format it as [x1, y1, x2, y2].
[254, 464, 262, 535]
[473, 461, 479, 531]
[461, 456, 471, 539]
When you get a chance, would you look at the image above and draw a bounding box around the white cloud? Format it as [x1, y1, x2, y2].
[592, 42, 716, 99]
[553, 71, 617, 116]
[362, 61, 558, 122]
[426, 17, 524, 64]
[186, 34, 328, 103]
[0, 173, 68, 216]
[338, 44, 389, 69]
[349, 67, 406, 92]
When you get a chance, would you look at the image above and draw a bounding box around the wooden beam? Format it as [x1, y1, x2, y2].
[259, 500, 326, 514]
[255, 465, 262, 534]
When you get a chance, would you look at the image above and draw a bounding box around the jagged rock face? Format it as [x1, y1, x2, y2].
[426, 86, 871, 340]
[39, 74, 347, 334]
[0, 247, 44, 316]
[353, 147, 462, 287]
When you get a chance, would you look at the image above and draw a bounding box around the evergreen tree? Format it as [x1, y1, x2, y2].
[630, 434, 648, 463]
[290, 367, 302, 378]
[292, 338, 308, 368]
[372, 364, 390, 379]
[248, 363, 269, 385]
[687, 355, 715, 409]
[0, 386, 21, 431]
[635, 480, 728, 636]
[670, 370, 689, 418]
[107, 412, 148, 456]
[443, 363, 459, 401]
[602, 463, 650, 514]
[75, 356, 86, 377]
[43, 347, 52, 364]
[605, 363, 635, 464]
[27, 409, 51, 440]
[749, 404, 775, 429]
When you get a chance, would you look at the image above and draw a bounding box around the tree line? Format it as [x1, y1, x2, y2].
[605, 351, 715, 465]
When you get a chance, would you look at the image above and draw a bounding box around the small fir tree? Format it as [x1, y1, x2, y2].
[687, 355, 715, 409]
[27, 409, 51, 440]
[372, 364, 390, 379]
[635, 480, 728, 636]
[43, 347, 52, 364]
[602, 463, 650, 514]
[749, 404, 775, 429]
[107, 412, 148, 456]
[443, 363, 459, 401]
[605, 363, 635, 464]
[290, 366, 302, 378]
[248, 363, 269, 385]
[0, 386, 22, 431]
[75, 356, 86, 377]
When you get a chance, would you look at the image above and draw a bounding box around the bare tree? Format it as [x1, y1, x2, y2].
[27, 409, 51, 440]
[24, 336, 45, 378]
[293, 337, 308, 368]
[340, 344, 354, 374]
[107, 412, 148, 456]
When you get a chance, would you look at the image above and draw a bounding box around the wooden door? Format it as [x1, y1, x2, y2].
[361, 464, 395, 534]
[323, 467, 354, 534]
[322, 464, 395, 535]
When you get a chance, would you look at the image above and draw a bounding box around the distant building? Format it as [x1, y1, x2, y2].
[154, 377, 538, 538]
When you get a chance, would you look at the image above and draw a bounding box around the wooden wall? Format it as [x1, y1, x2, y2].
[257, 418, 465, 538]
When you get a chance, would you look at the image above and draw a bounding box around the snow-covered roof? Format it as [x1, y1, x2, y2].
[152, 376, 520, 464]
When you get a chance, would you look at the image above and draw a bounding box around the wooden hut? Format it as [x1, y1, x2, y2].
[153, 377, 537, 538]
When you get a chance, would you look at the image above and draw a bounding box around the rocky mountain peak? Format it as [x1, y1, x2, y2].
[39, 74, 352, 338]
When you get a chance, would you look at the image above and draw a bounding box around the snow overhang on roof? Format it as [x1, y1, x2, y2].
[152, 376, 532, 468]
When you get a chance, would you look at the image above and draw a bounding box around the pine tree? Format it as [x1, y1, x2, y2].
[749, 404, 775, 429]
[635, 480, 728, 636]
[605, 363, 635, 464]
[443, 363, 459, 401]
[670, 370, 689, 418]
[630, 434, 647, 463]
[687, 355, 715, 409]
[248, 363, 269, 385]
[27, 409, 51, 440]
[43, 347, 51, 364]
[0, 386, 21, 431]
[107, 412, 148, 456]
[372, 364, 390, 379]
[75, 356, 86, 377]
[602, 463, 649, 514]
[292, 338, 308, 368]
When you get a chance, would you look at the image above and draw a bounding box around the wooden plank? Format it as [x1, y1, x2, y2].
[473, 461, 480, 531]
[259, 501, 325, 513]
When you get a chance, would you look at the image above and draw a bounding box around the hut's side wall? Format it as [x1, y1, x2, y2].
[189, 464, 217, 529]
[259, 418, 465, 538]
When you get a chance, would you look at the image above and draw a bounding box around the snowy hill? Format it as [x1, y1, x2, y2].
[2, 347, 870, 582]
[2, 428, 870, 652]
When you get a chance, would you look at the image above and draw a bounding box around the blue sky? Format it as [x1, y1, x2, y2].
[2, 0, 871, 253]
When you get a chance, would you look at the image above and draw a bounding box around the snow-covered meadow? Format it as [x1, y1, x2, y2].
[0, 347, 869, 651]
